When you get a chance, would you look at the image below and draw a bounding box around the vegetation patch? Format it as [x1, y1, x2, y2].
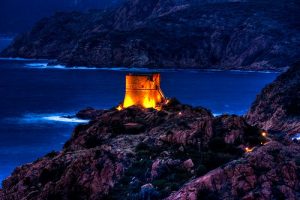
[107, 135, 253, 199]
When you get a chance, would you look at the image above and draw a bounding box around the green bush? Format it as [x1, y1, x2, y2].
[195, 164, 207, 176]
[197, 188, 219, 200]
[208, 137, 227, 152]
[111, 120, 125, 135]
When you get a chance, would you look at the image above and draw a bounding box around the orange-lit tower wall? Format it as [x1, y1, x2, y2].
[122, 73, 166, 109]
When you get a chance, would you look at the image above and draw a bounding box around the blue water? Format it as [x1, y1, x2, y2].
[0, 38, 279, 184]
[0, 37, 12, 51]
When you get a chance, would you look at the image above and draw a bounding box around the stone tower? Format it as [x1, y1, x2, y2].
[120, 73, 166, 110]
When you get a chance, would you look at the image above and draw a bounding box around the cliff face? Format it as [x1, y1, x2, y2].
[246, 62, 300, 134]
[1, 100, 268, 199]
[1, 0, 300, 70]
[167, 140, 300, 200]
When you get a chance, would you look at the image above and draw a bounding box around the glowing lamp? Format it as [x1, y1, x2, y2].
[245, 147, 254, 153]
[261, 131, 267, 137]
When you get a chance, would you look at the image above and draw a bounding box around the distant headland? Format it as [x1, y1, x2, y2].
[1, 0, 299, 71]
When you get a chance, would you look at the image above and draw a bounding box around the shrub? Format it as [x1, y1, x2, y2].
[111, 120, 125, 135]
[197, 188, 219, 200]
[208, 137, 227, 152]
[45, 151, 58, 158]
[195, 164, 207, 176]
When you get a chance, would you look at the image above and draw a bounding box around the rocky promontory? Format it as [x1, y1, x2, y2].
[1, 99, 299, 200]
[1, 0, 300, 71]
[246, 62, 300, 134]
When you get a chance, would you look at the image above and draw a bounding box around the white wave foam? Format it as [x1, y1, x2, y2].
[42, 116, 89, 123]
[6, 113, 89, 124]
[25, 63, 69, 69]
[25, 64, 98, 70]
[25, 63, 49, 68]
[21, 62, 281, 74]
[291, 133, 300, 140]
[24, 64, 174, 72]
[228, 69, 281, 74]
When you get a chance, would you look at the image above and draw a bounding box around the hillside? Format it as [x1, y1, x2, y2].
[0, 99, 279, 199]
[246, 62, 300, 134]
[1, 0, 300, 70]
[1, 100, 299, 199]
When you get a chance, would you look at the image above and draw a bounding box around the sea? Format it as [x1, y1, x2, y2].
[0, 37, 279, 183]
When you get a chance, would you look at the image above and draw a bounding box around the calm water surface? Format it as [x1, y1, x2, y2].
[0, 38, 279, 183]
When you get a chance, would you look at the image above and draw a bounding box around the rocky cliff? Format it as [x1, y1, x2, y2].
[246, 62, 300, 134]
[167, 140, 300, 200]
[1, 0, 299, 70]
[1, 99, 273, 200]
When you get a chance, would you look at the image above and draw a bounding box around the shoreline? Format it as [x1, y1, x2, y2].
[0, 57, 283, 73]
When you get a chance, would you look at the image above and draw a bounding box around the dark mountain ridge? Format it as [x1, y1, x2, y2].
[1, 0, 300, 70]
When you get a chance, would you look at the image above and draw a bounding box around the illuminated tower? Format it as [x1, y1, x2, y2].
[119, 73, 166, 110]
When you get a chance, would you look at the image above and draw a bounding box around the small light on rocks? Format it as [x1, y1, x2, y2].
[245, 147, 253, 153]
[116, 105, 123, 111]
[261, 131, 267, 137]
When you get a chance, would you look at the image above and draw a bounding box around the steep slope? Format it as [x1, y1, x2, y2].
[0, 100, 267, 199]
[1, 0, 299, 70]
[167, 140, 300, 200]
[246, 62, 300, 134]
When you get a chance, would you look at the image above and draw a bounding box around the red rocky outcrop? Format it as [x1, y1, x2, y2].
[246, 62, 300, 135]
[166, 140, 300, 200]
[0, 99, 266, 200]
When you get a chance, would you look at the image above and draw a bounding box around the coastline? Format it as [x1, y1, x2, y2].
[0, 57, 284, 73]
[1, 99, 299, 199]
